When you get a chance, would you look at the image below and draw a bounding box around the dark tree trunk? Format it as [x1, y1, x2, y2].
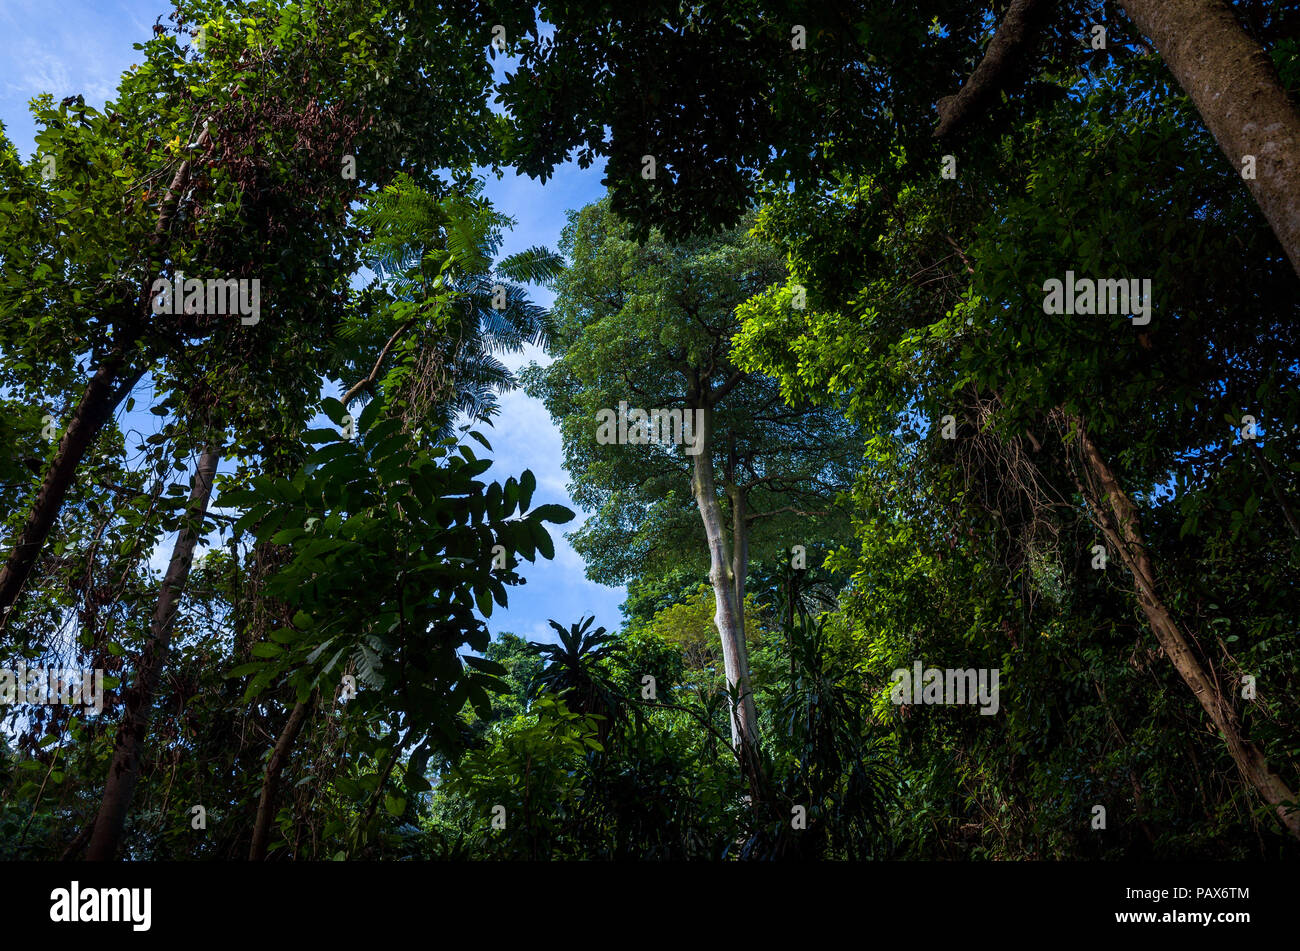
[1, 128, 210, 634]
[935, 0, 1050, 138]
[0, 354, 143, 629]
[1072, 421, 1300, 839]
[249, 697, 314, 860]
[86, 446, 221, 860]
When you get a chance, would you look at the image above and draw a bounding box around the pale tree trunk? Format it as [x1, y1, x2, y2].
[1072, 420, 1300, 839]
[1119, 0, 1300, 278]
[727, 482, 754, 703]
[86, 445, 221, 860]
[690, 406, 761, 770]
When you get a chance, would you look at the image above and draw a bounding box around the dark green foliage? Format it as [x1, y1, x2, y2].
[4, 0, 1299, 864]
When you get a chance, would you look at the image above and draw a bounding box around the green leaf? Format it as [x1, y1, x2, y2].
[534, 526, 555, 560]
[303, 428, 341, 444]
[321, 396, 347, 425]
[357, 392, 386, 433]
[529, 503, 575, 524]
[462, 654, 506, 675]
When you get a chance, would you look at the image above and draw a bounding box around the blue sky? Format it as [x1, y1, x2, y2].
[0, 0, 625, 645]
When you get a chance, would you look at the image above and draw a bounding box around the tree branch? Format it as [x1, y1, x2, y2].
[343, 318, 417, 405]
[935, 0, 1050, 138]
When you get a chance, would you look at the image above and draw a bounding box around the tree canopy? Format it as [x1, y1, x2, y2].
[2, 0, 1299, 877]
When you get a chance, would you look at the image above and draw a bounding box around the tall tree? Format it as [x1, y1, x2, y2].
[524, 199, 859, 795]
[0, 0, 501, 633]
[733, 58, 1300, 840]
[17, 0, 502, 859]
[86, 445, 219, 860]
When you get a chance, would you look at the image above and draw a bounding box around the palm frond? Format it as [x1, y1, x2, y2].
[497, 246, 565, 286]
